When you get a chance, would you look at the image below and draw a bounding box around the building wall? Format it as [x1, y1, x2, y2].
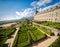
[34, 8, 60, 23]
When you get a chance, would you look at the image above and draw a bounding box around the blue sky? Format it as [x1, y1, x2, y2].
[0, 0, 60, 21]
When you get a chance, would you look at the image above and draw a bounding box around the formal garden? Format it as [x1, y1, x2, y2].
[0, 28, 15, 47]
[13, 22, 47, 47]
[34, 24, 54, 36]
[0, 19, 59, 47]
[34, 21, 60, 29]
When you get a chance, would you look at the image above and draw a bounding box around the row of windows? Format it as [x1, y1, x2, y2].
[35, 18, 57, 20]
[37, 12, 58, 17]
[36, 5, 60, 15]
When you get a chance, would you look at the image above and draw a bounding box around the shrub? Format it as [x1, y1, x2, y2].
[49, 37, 60, 47]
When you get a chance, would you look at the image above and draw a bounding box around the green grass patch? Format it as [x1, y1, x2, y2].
[35, 24, 54, 36]
[49, 37, 60, 47]
[34, 21, 60, 29]
[0, 28, 15, 47]
[14, 26, 47, 47]
[15, 26, 30, 47]
[29, 26, 46, 41]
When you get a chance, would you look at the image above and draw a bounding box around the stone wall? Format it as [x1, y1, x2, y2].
[34, 4, 60, 23]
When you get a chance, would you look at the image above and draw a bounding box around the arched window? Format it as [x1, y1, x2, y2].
[56, 12, 58, 17]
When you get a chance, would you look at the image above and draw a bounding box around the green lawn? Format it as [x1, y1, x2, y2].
[14, 26, 30, 47]
[13, 26, 47, 47]
[35, 24, 54, 36]
[17, 31, 30, 47]
[0, 28, 15, 47]
[29, 26, 46, 41]
[49, 37, 60, 47]
[34, 21, 60, 29]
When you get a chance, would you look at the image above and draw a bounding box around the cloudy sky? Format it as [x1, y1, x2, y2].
[0, 0, 60, 21]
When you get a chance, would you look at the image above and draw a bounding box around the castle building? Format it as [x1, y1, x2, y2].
[34, 3, 60, 23]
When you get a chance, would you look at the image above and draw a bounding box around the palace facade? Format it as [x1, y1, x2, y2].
[34, 3, 60, 23]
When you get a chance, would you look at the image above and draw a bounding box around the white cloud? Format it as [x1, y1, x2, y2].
[16, 8, 33, 19]
[38, 2, 60, 12]
[31, 0, 52, 8]
[31, 1, 37, 8]
[38, 8, 42, 11]
[16, 12, 20, 15]
[37, 0, 52, 6]
[16, 0, 52, 19]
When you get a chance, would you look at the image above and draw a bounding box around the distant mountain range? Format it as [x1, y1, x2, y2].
[0, 16, 34, 24]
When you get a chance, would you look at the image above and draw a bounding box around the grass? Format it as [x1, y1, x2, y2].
[29, 26, 46, 41]
[35, 24, 54, 36]
[49, 37, 60, 47]
[13, 25, 47, 47]
[14, 26, 30, 47]
[17, 31, 30, 47]
[0, 28, 15, 47]
[34, 21, 60, 29]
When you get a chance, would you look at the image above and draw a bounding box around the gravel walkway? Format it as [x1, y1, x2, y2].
[29, 23, 59, 47]
[29, 36, 59, 47]
[5, 27, 19, 47]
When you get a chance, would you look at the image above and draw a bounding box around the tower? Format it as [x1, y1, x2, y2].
[34, 8, 38, 16]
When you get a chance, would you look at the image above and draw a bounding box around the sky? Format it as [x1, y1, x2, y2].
[0, 0, 60, 21]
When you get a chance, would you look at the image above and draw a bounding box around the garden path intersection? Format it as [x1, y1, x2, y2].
[29, 23, 59, 47]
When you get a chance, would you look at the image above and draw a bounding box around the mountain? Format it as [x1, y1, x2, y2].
[0, 16, 34, 24]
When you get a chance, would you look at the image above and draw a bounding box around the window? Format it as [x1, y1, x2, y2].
[55, 18, 57, 21]
[56, 12, 58, 17]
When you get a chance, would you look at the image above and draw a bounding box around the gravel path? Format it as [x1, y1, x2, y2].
[35, 26, 50, 37]
[29, 23, 59, 47]
[5, 27, 19, 47]
[34, 23, 59, 36]
[29, 36, 59, 47]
